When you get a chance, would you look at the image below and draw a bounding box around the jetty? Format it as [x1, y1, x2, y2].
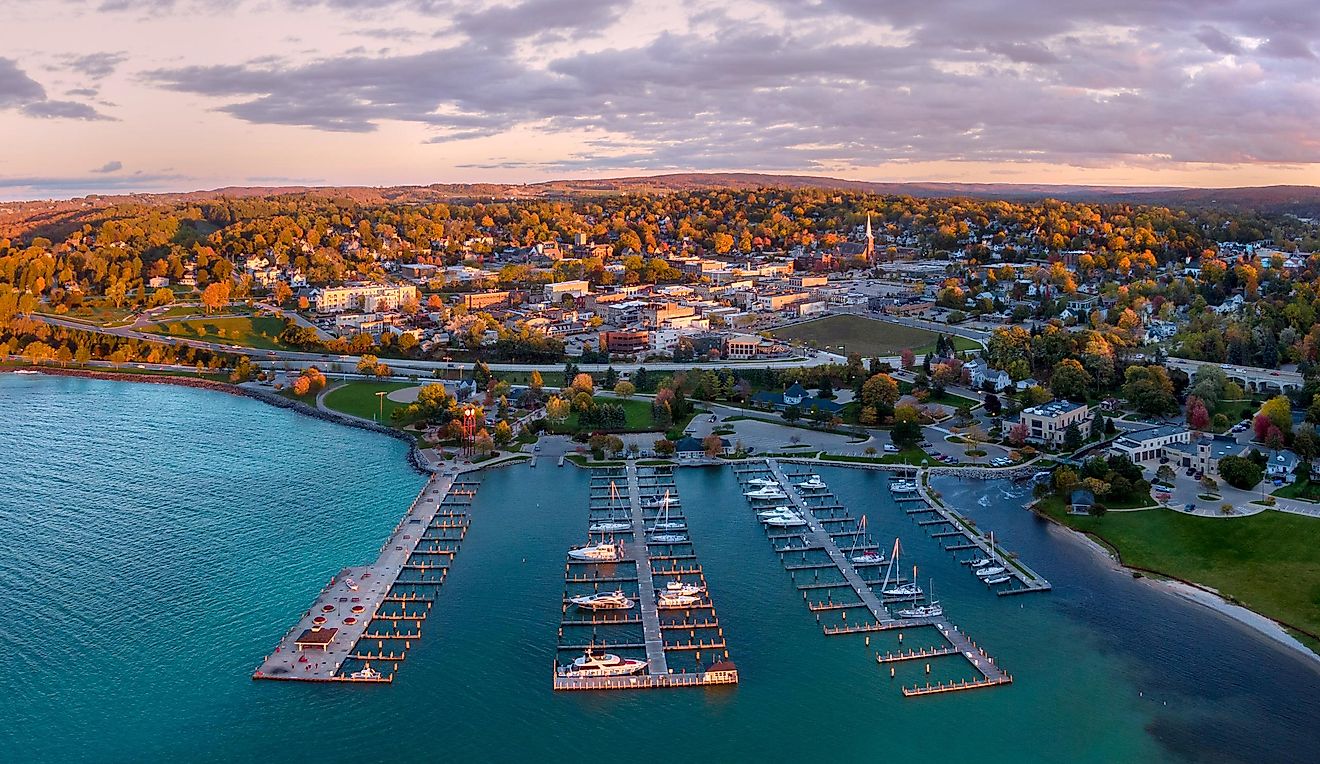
[253, 471, 480, 683]
[553, 464, 737, 691]
[733, 460, 1012, 697]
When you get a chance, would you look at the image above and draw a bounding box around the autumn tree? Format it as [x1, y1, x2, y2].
[613, 380, 635, 398]
[1185, 395, 1210, 431]
[201, 281, 231, 314]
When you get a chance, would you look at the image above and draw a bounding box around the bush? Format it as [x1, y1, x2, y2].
[1218, 455, 1262, 490]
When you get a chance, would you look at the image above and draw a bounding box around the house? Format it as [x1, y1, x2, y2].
[1069, 489, 1095, 515]
[971, 364, 1012, 392]
[1266, 450, 1302, 483]
[1019, 400, 1090, 446]
[673, 436, 731, 460]
[751, 383, 846, 415]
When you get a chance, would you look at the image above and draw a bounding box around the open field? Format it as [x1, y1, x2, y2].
[1038, 496, 1320, 643]
[37, 304, 136, 327]
[321, 381, 415, 422]
[146, 315, 290, 350]
[769, 314, 977, 357]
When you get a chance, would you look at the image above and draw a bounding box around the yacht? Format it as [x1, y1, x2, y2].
[665, 581, 705, 596]
[569, 590, 634, 611]
[897, 602, 943, 618]
[967, 557, 993, 568]
[656, 591, 703, 608]
[984, 574, 1011, 585]
[882, 582, 923, 598]
[588, 520, 631, 533]
[568, 541, 622, 562]
[350, 663, 383, 680]
[795, 476, 827, 490]
[757, 505, 796, 517]
[975, 565, 1007, 578]
[763, 513, 806, 528]
[744, 486, 787, 499]
[746, 477, 777, 487]
[567, 651, 647, 676]
[13, 369, 39, 375]
[649, 533, 688, 544]
[889, 481, 918, 492]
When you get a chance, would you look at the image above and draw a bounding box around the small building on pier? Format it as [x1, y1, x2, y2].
[295, 627, 338, 651]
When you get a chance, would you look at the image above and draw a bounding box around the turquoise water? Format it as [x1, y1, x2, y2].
[3, 375, 1319, 762]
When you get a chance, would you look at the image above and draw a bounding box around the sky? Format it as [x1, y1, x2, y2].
[1, 0, 1318, 200]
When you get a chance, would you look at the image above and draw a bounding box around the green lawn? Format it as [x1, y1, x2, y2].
[1274, 479, 1320, 503]
[1038, 496, 1320, 642]
[770, 314, 945, 357]
[321, 381, 415, 422]
[550, 397, 663, 433]
[155, 303, 253, 319]
[147, 315, 291, 350]
[38, 303, 136, 326]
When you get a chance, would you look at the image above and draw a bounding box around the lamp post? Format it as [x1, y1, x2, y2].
[462, 405, 477, 457]
[376, 390, 387, 422]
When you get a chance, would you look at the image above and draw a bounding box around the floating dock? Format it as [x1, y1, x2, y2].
[733, 460, 1012, 697]
[252, 473, 480, 683]
[898, 473, 1052, 596]
[553, 464, 737, 691]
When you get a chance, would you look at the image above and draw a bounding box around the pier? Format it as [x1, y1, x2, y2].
[253, 472, 480, 683]
[553, 465, 737, 691]
[733, 460, 1013, 698]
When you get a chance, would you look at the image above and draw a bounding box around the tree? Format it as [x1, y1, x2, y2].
[783, 405, 801, 423]
[899, 348, 915, 370]
[272, 281, 293, 306]
[570, 372, 594, 395]
[983, 393, 1002, 417]
[200, 281, 231, 314]
[1062, 422, 1083, 452]
[474, 429, 495, 456]
[892, 419, 922, 449]
[1218, 455, 1262, 490]
[356, 354, 380, 376]
[545, 395, 570, 423]
[1049, 359, 1092, 402]
[493, 420, 513, 445]
[1200, 475, 1219, 494]
[859, 373, 899, 415]
[1185, 395, 1210, 431]
[613, 381, 635, 399]
[529, 370, 544, 395]
[1121, 365, 1177, 417]
[1260, 396, 1292, 436]
[1156, 465, 1176, 485]
[292, 375, 311, 396]
[653, 438, 676, 456]
[1008, 422, 1029, 446]
[702, 434, 724, 457]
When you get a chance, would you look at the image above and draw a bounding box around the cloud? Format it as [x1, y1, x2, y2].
[0, 57, 112, 120]
[60, 51, 128, 79]
[90, 160, 123, 173]
[0, 172, 188, 201]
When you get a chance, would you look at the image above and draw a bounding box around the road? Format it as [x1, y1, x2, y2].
[1163, 357, 1302, 393]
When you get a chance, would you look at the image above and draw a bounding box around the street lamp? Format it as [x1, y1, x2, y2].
[462, 405, 477, 456]
[376, 390, 387, 422]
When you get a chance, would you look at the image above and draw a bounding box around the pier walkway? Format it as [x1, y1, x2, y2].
[253, 471, 472, 683]
[625, 464, 669, 677]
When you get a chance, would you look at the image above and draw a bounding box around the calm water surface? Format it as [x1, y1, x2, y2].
[2, 375, 1318, 762]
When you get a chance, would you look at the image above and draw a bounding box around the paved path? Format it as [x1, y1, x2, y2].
[624, 464, 669, 676]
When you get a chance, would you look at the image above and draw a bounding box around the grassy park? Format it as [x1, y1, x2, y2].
[1038, 497, 1320, 646]
[549, 396, 658, 433]
[769, 314, 980, 357]
[321, 381, 415, 422]
[146, 315, 291, 350]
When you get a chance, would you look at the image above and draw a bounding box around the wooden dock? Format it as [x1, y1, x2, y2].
[253, 472, 478, 683]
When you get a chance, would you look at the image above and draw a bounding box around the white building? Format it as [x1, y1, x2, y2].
[314, 283, 419, 313]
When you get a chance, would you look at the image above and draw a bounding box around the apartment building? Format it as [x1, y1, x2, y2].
[314, 283, 419, 313]
[1019, 400, 1091, 446]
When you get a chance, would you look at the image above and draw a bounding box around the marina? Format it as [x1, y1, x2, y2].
[732, 460, 1013, 697]
[252, 472, 481, 683]
[553, 464, 737, 690]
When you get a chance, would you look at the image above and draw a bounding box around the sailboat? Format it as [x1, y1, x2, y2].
[878, 541, 923, 598]
[589, 519, 631, 533]
[975, 531, 1007, 578]
[649, 491, 685, 531]
[849, 516, 885, 564]
[897, 579, 942, 618]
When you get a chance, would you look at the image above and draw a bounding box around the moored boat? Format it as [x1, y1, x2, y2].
[568, 541, 622, 562]
[567, 650, 647, 676]
[569, 590, 634, 610]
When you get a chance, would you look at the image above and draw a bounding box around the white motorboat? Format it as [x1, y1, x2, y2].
[568, 541, 622, 562]
[649, 533, 688, 544]
[641, 496, 681, 509]
[897, 602, 943, 618]
[13, 369, 39, 375]
[744, 486, 787, 499]
[763, 514, 806, 527]
[656, 591, 703, 608]
[985, 574, 1011, 585]
[350, 663, 383, 680]
[975, 566, 1006, 578]
[746, 477, 777, 487]
[968, 557, 992, 568]
[889, 481, 918, 492]
[665, 581, 705, 596]
[795, 476, 827, 490]
[567, 650, 647, 676]
[757, 505, 796, 517]
[588, 520, 631, 533]
[569, 590, 634, 610]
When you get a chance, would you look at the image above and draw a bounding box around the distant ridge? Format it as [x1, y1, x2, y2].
[4, 173, 1319, 237]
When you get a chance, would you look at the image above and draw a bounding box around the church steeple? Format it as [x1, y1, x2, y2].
[864, 213, 874, 260]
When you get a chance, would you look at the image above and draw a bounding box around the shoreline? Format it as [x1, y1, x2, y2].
[5, 367, 431, 475]
[1038, 510, 1320, 671]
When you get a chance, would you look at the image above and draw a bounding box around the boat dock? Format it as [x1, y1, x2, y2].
[253, 472, 481, 683]
[732, 460, 1012, 697]
[552, 464, 737, 691]
[898, 474, 1052, 596]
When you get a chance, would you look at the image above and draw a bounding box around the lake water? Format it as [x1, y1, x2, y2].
[3, 374, 1319, 762]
